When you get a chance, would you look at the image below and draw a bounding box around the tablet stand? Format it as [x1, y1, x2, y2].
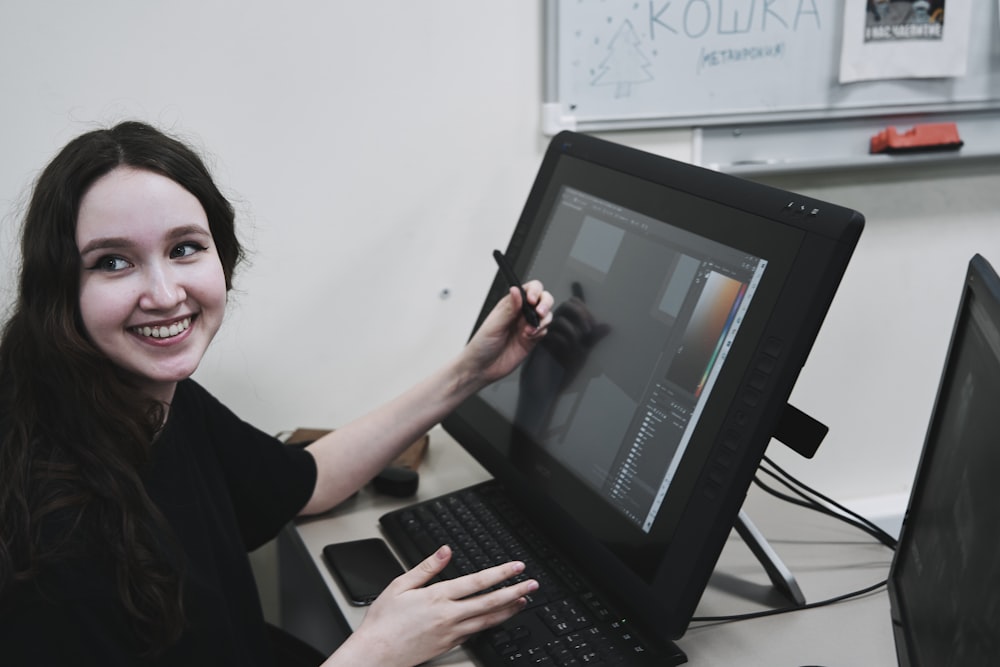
[731, 403, 829, 607]
[733, 510, 806, 606]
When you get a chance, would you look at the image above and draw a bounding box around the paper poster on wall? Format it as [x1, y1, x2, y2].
[839, 0, 972, 83]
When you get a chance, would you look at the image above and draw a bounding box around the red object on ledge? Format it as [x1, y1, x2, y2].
[870, 122, 964, 154]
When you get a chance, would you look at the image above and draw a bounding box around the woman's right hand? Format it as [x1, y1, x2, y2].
[326, 545, 538, 667]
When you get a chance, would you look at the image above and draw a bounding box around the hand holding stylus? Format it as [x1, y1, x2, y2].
[493, 250, 541, 327]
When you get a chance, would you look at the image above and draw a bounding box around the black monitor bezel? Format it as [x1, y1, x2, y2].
[444, 131, 864, 641]
[887, 253, 1000, 666]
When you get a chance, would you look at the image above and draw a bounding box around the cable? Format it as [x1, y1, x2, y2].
[691, 578, 888, 624]
[689, 458, 897, 625]
[761, 455, 897, 545]
[758, 456, 898, 550]
[753, 471, 896, 549]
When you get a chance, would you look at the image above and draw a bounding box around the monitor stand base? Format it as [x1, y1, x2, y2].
[734, 509, 806, 606]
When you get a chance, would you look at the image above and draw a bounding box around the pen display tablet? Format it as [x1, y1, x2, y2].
[444, 131, 863, 639]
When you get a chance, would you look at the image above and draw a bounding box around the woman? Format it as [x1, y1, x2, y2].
[0, 121, 553, 666]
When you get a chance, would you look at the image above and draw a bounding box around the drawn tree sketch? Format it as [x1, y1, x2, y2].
[591, 20, 653, 98]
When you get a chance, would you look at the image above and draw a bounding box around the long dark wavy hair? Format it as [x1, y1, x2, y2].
[0, 121, 244, 653]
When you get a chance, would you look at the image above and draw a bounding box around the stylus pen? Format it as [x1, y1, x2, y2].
[492, 249, 540, 327]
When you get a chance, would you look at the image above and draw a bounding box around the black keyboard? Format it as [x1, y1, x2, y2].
[379, 481, 686, 666]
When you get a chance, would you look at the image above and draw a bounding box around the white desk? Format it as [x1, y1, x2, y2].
[287, 427, 898, 666]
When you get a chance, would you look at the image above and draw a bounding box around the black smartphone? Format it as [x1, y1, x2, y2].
[322, 538, 405, 606]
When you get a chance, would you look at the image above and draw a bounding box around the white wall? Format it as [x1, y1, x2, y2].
[757, 163, 1000, 528]
[2, 2, 998, 520]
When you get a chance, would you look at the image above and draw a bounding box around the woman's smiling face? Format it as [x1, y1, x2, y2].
[76, 166, 227, 403]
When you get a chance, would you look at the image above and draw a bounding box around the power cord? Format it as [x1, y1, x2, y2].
[691, 578, 888, 624]
[689, 456, 897, 624]
[756, 455, 898, 550]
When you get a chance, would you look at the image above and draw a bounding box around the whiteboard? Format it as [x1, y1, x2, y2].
[543, 0, 1000, 133]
